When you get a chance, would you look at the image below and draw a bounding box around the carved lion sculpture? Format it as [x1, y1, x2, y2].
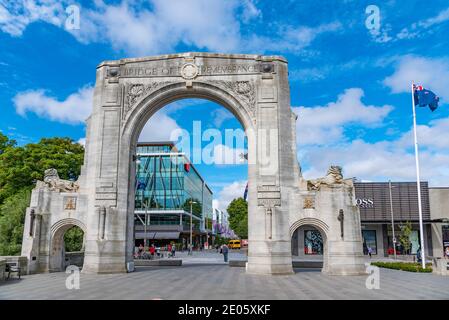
[36, 168, 79, 192]
[307, 166, 351, 191]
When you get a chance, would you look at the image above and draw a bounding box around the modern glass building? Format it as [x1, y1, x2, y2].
[134, 142, 213, 249]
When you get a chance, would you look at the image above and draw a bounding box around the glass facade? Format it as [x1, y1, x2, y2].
[135, 143, 212, 217]
[134, 142, 213, 246]
[362, 230, 377, 255]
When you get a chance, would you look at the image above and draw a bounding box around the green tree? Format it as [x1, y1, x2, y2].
[0, 137, 84, 204]
[0, 136, 84, 256]
[399, 221, 413, 255]
[64, 226, 84, 252]
[227, 197, 248, 238]
[0, 188, 31, 255]
[0, 132, 16, 155]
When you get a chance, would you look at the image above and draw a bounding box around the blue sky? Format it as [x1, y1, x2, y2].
[1, 0, 449, 210]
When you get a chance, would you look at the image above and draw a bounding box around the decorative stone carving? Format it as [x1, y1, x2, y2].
[338, 209, 344, 239]
[257, 185, 281, 240]
[303, 197, 315, 209]
[64, 197, 77, 210]
[307, 165, 352, 191]
[124, 82, 173, 119]
[180, 63, 199, 79]
[209, 80, 256, 118]
[36, 169, 79, 192]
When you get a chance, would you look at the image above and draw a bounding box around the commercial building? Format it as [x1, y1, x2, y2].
[134, 142, 213, 249]
[292, 181, 449, 260]
[212, 206, 235, 239]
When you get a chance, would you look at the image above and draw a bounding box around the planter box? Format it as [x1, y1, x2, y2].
[134, 259, 182, 267]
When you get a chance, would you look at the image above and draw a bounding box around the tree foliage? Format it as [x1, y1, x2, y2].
[64, 226, 84, 252]
[0, 134, 84, 255]
[399, 221, 413, 255]
[0, 188, 31, 255]
[0, 136, 84, 204]
[0, 132, 16, 155]
[227, 197, 248, 238]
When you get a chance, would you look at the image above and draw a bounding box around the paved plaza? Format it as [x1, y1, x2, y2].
[1, 251, 449, 300]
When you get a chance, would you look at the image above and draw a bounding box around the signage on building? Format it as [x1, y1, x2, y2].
[354, 182, 431, 222]
[356, 198, 374, 208]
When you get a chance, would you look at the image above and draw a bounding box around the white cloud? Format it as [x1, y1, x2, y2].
[138, 109, 181, 142]
[68, 0, 244, 55]
[13, 86, 94, 124]
[396, 117, 449, 150]
[210, 108, 234, 127]
[213, 180, 247, 212]
[279, 22, 342, 50]
[1, 1, 341, 56]
[293, 88, 393, 145]
[0, 0, 65, 36]
[246, 21, 342, 53]
[295, 84, 449, 187]
[77, 137, 86, 146]
[212, 144, 246, 165]
[397, 7, 449, 40]
[302, 137, 449, 187]
[240, 0, 262, 23]
[384, 55, 449, 102]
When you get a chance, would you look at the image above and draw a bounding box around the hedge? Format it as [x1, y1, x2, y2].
[371, 261, 432, 273]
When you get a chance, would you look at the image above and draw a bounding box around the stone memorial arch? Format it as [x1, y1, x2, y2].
[21, 53, 366, 275]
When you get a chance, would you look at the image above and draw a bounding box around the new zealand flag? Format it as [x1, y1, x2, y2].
[414, 85, 440, 112]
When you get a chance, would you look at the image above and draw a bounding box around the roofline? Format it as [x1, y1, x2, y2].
[97, 52, 287, 68]
[136, 141, 213, 195]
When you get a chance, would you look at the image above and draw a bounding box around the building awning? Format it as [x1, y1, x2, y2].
[135, 232, 181, 240]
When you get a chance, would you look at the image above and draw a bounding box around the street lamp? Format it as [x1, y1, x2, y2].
[389, 180, 397, 259]
[189, 200, 197, 255]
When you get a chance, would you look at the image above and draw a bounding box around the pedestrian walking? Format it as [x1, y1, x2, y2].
[221, 244, 229, 263]
[171, 243, 176, 257]
[367, 246, 373, 258]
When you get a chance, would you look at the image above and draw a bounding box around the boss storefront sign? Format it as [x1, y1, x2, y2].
[356, 198, 374, 208]
[353, 182, 431, 222]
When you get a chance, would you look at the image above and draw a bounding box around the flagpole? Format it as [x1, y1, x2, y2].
[411, 81, 426, 269]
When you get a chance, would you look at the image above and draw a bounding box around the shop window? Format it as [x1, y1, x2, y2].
[304, 230, 323, 255]
[362, 230, 377, 255]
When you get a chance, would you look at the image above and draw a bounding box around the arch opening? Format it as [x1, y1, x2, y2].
[290, 219, 329, 272]
[123, 90, 250, 264]
[50, 220, 86, 272]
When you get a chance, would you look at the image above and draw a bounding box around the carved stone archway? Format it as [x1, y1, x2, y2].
[49, 218, 86, 272]
[21, 52, 366, 276]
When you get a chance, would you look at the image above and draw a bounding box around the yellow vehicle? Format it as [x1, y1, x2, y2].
[228, 239, 241, 249]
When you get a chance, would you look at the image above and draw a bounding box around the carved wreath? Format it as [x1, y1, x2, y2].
[209, 80, 256, 118]
[124, 82, 172, 119]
